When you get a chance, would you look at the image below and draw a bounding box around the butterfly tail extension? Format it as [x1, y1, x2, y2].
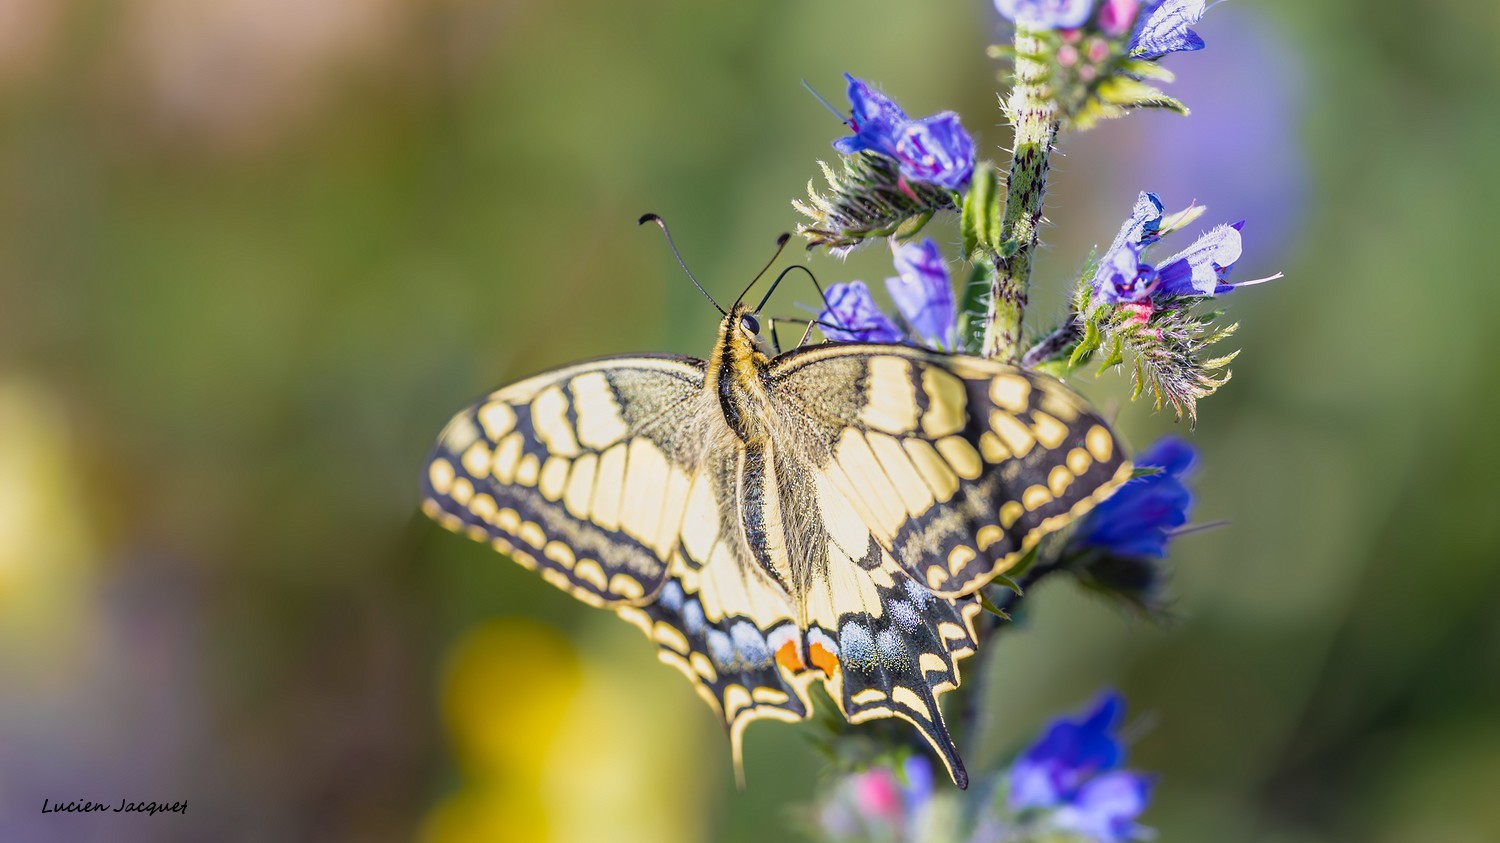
[824, 574, 983, 788]
[629, 569, 819, 786]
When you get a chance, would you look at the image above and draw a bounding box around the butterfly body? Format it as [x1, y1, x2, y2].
[422, 306, 1131, 787]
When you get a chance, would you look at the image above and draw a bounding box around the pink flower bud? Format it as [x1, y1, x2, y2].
[1098, 0, 1142, 37]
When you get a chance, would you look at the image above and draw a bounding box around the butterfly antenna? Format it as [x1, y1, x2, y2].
[731, 233, 792, 309]
[754, 264, 854, 334]
[639, 213, 725, 316]
[802, 78, 848, 123]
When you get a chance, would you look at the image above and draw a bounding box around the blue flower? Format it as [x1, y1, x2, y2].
[817, 239, 958, 350]
[832, 74, 908, 158]
[1009, 692, 1155, 843]
[1075, 437, 1195, 559]
[833, 75, 975, 191]
[1092, 192, 1271, 304]
[995, 0, 1096, 30]
[894, 114, 975, 191]
[816, 281, 905, 344]
[886, 239, 957, 350]
[1130, 0, 1207, 58]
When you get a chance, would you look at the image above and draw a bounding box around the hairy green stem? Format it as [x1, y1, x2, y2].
[982, 28, 1060, 362]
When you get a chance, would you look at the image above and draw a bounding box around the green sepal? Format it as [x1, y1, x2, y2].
[1130, 465, 1165, 479]
[985, 43, 1015, 61]
[794, 153, 957, 252]
[1095, 332, 1126, 373]
[1098, 76, 1189, 113]
[891, 209, 936, 243]
[1071, 312, 1104, 367]
[1158, 204, 1209, 237]
[1118, 58, 1176, 83]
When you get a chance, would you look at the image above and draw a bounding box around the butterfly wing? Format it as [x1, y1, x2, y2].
[752, 342, 1130, 785]
[421, 354, 709, 606]
[768, 343, 1132, 598]
[422, 354, 816, 772]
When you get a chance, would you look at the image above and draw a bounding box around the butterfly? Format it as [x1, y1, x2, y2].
[420, 275, 1131, 788]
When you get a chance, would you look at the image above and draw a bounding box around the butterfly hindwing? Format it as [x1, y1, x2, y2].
[767, 343, 1132, 598]
[422, 355, 707, 606]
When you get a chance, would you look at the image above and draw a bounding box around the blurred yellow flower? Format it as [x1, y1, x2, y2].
[422, 616, 711, 843]
[0, 379, 97, 664]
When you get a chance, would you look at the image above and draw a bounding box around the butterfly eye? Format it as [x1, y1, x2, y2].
[740, 314, 760, 335]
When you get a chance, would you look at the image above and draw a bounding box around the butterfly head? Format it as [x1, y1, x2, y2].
[722, 303, 773, 364]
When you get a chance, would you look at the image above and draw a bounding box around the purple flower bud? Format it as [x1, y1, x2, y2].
[1109, 191, 1166, 255]
[1130, 0, 1207, 58]
[832, 74, 908, 156]
[885, 239, 958, 350]
[994, 0, 1096, 30]
[816, 281, 905, 343]
[893, 113, 975, 191]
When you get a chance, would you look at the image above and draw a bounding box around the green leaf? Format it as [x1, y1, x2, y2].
[961, 161, 1004, 258]
[1006, 544, 1042, 581]
[977, 590, 1012, 620]
[956, 262, 991, 356]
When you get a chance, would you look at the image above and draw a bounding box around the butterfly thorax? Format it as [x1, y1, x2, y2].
[707, 305, 775, 444]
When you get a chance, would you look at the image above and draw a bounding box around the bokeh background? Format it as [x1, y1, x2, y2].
[2, 1, 1498, 841]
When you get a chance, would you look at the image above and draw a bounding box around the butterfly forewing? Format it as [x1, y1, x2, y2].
[422, 355, 707, 606]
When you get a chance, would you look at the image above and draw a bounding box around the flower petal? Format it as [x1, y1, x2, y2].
[1075, 436, 1196, 558]
[1009, 692, 1130, 810]
[833, 74, 907, 156]
[1130, 0, 1208, 59]
[885, 239, 957, 350]
[1053, 771, 1156, 843]
[1155, 222, 1242, 295]
[995, 0, 1096, 30]
[893, 112, 975, 190]
[816, 281, 905, 343]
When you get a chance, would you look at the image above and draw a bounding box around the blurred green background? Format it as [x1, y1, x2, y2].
[2, 1, 1498, 841]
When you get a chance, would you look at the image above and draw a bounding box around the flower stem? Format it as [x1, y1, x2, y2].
[960, 561, 1061, 755]
[982, 27, 1060, 362]
[1020, 319, 1081, 369]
